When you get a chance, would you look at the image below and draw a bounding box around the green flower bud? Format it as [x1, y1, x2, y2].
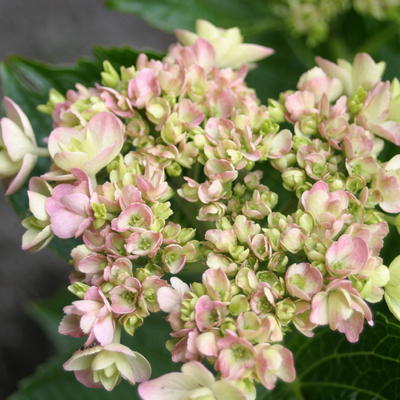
[257, 271, 285, 297]
[192, 282, 206, 297]
[100, 282, 115, 294]
[346, 175, 366, 193]
[121, 313, 144, 335]
[282, 168, 306, 191]
[91, 202, 107, 219]
[271, 152, 297, 171]
[264, 228, 281, 251]
[229, 294, 250, 316]
[151, 202, 173, 221]
[146, 97, 171, 125]
[220, 318, 237, 335]
[176, 228, 196, 244]
[120, 66, 136, 83]
[326, 174, 346, 191]
[268, 212, 287, 230]
[135, 267, 152, 281]
[166, 161, 182, 177]
[229, 245, 250, 263]
[267, 98, 285, 123]
[364, 209, 385, 224]
[294, 211, 314, 233]
[293, 135, 311, 151]
[275, 298, 296, 325]
[180, 297, 196, 321]
[193, 132, 207, 149]
[299, 114, 318, 135]
[166, 338, 179, 352]
[101, 60, 120, 88]
[268, 252, 288, 273]
[37, 88, 66, 114]
[295, 182, 312, 198]
[215, 217, 232, 231]
[260, 118, 280, 135]
[68, 282, 89, 298]
[161, 112, 185, 145]
[348, 86, 367, 115]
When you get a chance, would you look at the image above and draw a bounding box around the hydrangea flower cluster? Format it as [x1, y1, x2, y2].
[2, 19, 400, 400]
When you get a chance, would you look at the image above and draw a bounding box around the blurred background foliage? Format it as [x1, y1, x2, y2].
[2, 0, 400, 399]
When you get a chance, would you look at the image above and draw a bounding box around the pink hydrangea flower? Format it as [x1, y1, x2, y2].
[59, 286, 115, 346]
[301, 181, 350, 237]
[48, 111, 124, 175]
[138, 361, 247, 400]
[64, 343, 151, 391]
[216, 331, 255, 380]
[325, 235, 369, 278]
[255, 344, 296, 390]
[45, 169, 92, 239]
[285, 263, 323, 301]
[310, 280, 373, 342]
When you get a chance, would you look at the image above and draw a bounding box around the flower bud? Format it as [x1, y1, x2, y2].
[268, 252, 288, 273]
[146, 97, 170, 126]
[282, 168, 306, 191]
[236, 267, 258, 294]
[275, 298, 296, 325]
[271, 152, 296, 171]
[267, 98, 285, 123]
[257, 271, 285, 297]
[299, 114, 318, 135]
[37, 88, 66, 114]
[101, 60, 120, 88]
[165, 161, 182, 177]
[68, 282, 90, 298]
[229, 294, 250, 316]
[348, 86, 367, 115]
[121, 313, 144, 335]
[160, 112, 185, 145]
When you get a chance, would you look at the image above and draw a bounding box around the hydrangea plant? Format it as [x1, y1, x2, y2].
[2, 15, 400, 400]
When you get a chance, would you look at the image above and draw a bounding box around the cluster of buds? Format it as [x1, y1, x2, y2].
[2, 18, 400, 400]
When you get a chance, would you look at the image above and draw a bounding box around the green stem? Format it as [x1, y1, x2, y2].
[378, 212, 397, 226]
[112, 325, 121, 343]
[32, 146, 50, 157]
[289, 380, 305, 400]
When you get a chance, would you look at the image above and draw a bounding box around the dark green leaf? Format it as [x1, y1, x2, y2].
[259, 309, 400, 400]
[105, 0, 277, 34]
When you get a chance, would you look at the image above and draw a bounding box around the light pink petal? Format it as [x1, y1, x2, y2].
[3, 97, 35, 141]
[138, 372, 199, 400]
[93, 313, 114, 345]
[310, 292, 329, 325]
[5, 153, 37, 195]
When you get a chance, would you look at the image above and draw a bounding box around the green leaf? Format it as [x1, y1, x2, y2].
[0, 47, 161, 260]
[259, 308, 400, 400]
[105, 0, 278, 35]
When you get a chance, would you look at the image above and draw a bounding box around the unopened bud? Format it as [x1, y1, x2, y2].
[101, 60, 120, 88]
[282, 168, 306, 191]
[68, 282, 89, 298]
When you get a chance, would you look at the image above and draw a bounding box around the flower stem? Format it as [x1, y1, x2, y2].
[32, 147, 50, 157]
